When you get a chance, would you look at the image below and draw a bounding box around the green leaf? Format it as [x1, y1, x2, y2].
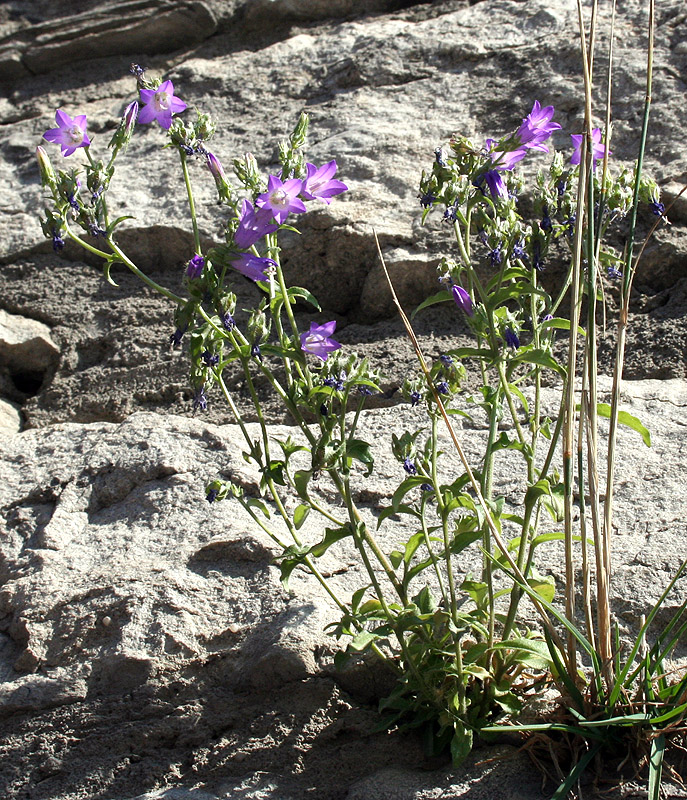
[540, 317, 586, 336]
[449, 722, 473, 766]
[648, 734, 665, 800]
[287, 286, 321, 310]
[511, 348, 566, 377]
[276, 544, 310, 591]
[293, 469, 312, 500]
[351, 585, 370, 613]
[275, 435, 309, 462]
[447, 346, 498, 361]
[528, 572, 555, 603]
[493, 691, 522, 715]
[508, 382, 529, 416]
[377, 503, 421, 528]
[349, 629, 377, 652]
[461, 578, 488, 607]
[245, 497, 271, 518]
[260, 343, 305, 363]
[262, 460, 287, 486]
[596, 402, 651, 447]
[411, 290, 452, 320]
[390, 476, 426, 512]
[450, 529, 481, 554]
[525, 478, 551, 505]
[309, 524, 353, 558]
[346, 438, 374, 477]
[293, 503, 310, 530]
[412, 585, 437, 614]
[492, 637, 554, 670]
[106, 215, 134, 234]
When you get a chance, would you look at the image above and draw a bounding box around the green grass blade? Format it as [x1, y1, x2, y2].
[550, 742, 602, 800]
[648, 733, 665, 800]
[608, 561, 687, 707]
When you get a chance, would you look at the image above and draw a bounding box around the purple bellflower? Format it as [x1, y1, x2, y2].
[230, 253, 277, 282]
[301, 160, 348, 203]
[186, 254, 205, 279]
[256, 175, 307, 224]
[482, 138, 527, 200]
[138, 80, 187, 130]
[570, 128, 611, 169]
[403, 458, 417, 475]
[234, 200, 279, 249]
[221, 311, 235, 331]
[515, 101, 561, 152]
[192, 385, 208, 412]
[300, 321, 342, 362]
[504, 327, 520, 349]
[486, 138, 527, 170]
[206, 151, 226, 182]
[452, 284, 475, 317]
[43, 109, 91, 157]
[483, 171, 508, 200]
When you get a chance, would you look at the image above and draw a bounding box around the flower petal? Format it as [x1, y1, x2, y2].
[55, 109, 73, 128]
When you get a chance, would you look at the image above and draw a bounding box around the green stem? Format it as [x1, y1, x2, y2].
[497, 361, 527, 451]
[419, 495, 449, 607]
[179, 151, 202, 254]
[65, 226, 111, 261]
[106, 237, 185, 304]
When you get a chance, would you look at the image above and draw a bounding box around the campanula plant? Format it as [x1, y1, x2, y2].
[34, 14, 685, 788]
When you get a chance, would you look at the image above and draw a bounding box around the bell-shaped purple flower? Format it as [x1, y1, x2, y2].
[230, 253, 277, 282]
[504, 327, 520, 349]
[256, 175, 306, 224]
[186, 254, 204, 279]
[486, 138, 527, 171]
[234, 199, 279, 249]
[43, 109, 91, 157]
[301, 160, 348, 204]
[452, 284, 474, 317]
[138, 80, 187, 130]
[516, 101, 561, 152]
[403, 457, 417, 475]
[300, 321, 341, 362]
[570, 128, 611, 169]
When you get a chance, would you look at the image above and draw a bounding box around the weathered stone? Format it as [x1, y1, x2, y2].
[0, 309, 59, 374]
[0, 1, 686, 797]
[2, 1, 218, 76]
[0, 398, 21, 435]
[2, 0, 686, 324]
[0, 669, 88, 718]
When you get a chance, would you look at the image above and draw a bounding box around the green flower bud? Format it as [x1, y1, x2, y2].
[35, 146, 57, 189]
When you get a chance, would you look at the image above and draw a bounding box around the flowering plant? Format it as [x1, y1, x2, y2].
[34, 14, 685, 790]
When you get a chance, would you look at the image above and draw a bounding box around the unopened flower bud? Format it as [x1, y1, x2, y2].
[206, 151, 234, 203]
[109, 101, 139, 153]
[247, 306, 270, 343]
[36, 146, 57, 188]
[194, 111, 216, 142]
[124, 101, 138, 132]
[207, 151, 226, 182]
[290, 111, 309, 150]
[234, 152, 261, 192]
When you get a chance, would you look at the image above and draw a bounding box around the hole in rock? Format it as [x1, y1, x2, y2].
[10, 369, 44, 397]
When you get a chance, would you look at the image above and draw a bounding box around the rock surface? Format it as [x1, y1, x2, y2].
[0, 379, 686, 798]
[1, 0, 687, 799]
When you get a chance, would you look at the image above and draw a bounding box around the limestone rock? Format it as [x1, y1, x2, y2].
[2, 0, 686, 322]
[0, 398, 21, 435]
[0, 308, 59, 374]
[0, 1, 218, 77]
